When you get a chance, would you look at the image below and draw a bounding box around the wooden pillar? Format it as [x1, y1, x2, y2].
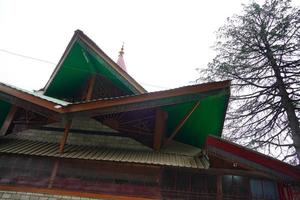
[216, 175, 223, 200]
[85, 75, 96, 101]
[0, 105, 17, 136]
[153, 109, 168, 151]
[48, 159, 59, 188]
[164, 101, 200, 146]
[59, 119, 72, 154]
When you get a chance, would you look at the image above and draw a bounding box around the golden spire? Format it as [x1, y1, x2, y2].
[119, 42, 124, 56]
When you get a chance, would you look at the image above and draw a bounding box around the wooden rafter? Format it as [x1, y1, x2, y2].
[0, 105, 17, 136]
[85, 75, 96, 101]
[153, 109, 168, 151]
[163, 101, 200, 147]
[59, 119, 72, 154]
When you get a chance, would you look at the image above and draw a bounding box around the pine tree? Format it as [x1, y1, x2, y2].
[199, 0, 300, 164]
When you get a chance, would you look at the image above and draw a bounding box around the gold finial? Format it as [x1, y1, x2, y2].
[119, 42, 124, 56]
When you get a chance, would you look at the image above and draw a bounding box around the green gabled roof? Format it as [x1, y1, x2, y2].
[0, 70, 229, 149]
[63, 81, 230, 148]
[162, 89, 229, 148]
[43, 30, 146, 101]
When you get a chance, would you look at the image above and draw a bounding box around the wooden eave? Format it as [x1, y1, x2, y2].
[0, 80, 230, 116]
[43, 30, 146, 95]
[64, 80, 230, 114]
[0, 138, 209, 169]
[0, 83, 64, 113]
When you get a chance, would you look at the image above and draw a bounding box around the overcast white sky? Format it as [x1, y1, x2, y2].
[0, 0, 298, 91]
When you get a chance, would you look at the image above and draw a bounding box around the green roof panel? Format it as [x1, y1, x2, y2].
[163, 90, 229, 148]
[45, 41, 137, 100]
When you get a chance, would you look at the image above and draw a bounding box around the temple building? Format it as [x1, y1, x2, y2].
[0, 30, 299, 200]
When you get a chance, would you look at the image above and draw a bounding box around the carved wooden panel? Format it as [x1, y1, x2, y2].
[9, 108, 53, 134]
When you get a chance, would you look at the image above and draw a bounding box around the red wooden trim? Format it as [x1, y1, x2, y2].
[206, 136, 300, 179]
[164, 101, 200, 146]
[0, 185, 159, 200]
[59, 120, 72, 154]
[153, 109, 168, 150]
[0, 105, 17, 136]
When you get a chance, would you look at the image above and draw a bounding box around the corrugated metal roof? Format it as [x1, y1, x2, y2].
[0, 139, 208, 169]
[0, 82, 70, 106]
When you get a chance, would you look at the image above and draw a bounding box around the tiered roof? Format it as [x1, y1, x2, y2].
[0, 29, 299, 182]
[0, 30, 230, 154]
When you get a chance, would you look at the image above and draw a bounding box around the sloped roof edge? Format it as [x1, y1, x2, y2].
[206, 135, 300, 180]
[0, 80, 230, 114]
[0, 82, 68, 113]
[64, 80, 230, 113]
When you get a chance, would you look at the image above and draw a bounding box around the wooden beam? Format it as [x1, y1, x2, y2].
[153, 109, 168, 151]
[0, 84, 65, 113]
[64, 80, 230, 113]
[216, 175, 222, 200]
[163, 101, 200, 146]
[59, 119, 72, 154]
[0, 105, 17, 136]
[48, 160, 59, 188]
[0, 185, 157, 200]
[85, 75, 96, 101]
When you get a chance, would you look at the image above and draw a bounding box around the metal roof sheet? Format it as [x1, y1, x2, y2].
[0, 82, 70, 106]
[0, 139, 208, 169]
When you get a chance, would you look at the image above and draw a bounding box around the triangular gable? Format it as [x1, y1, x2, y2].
[43, 30, 146, 102]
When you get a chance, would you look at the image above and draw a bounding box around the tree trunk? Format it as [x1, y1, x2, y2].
[264, 39, 300, 161]
[272, 65, 300, 161]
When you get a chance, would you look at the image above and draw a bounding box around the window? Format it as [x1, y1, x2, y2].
[250, 179, 278, 200]
[191, 174, 216, 193]
[222, 175, 249, 196]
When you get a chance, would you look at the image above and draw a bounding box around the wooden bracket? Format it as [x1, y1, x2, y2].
[153, 109, 168, 151]
[0, 105, 17, 136]
[163, 101, 200, 147]
[85, 75, 96, 101]
[59, 119, 72, 154]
